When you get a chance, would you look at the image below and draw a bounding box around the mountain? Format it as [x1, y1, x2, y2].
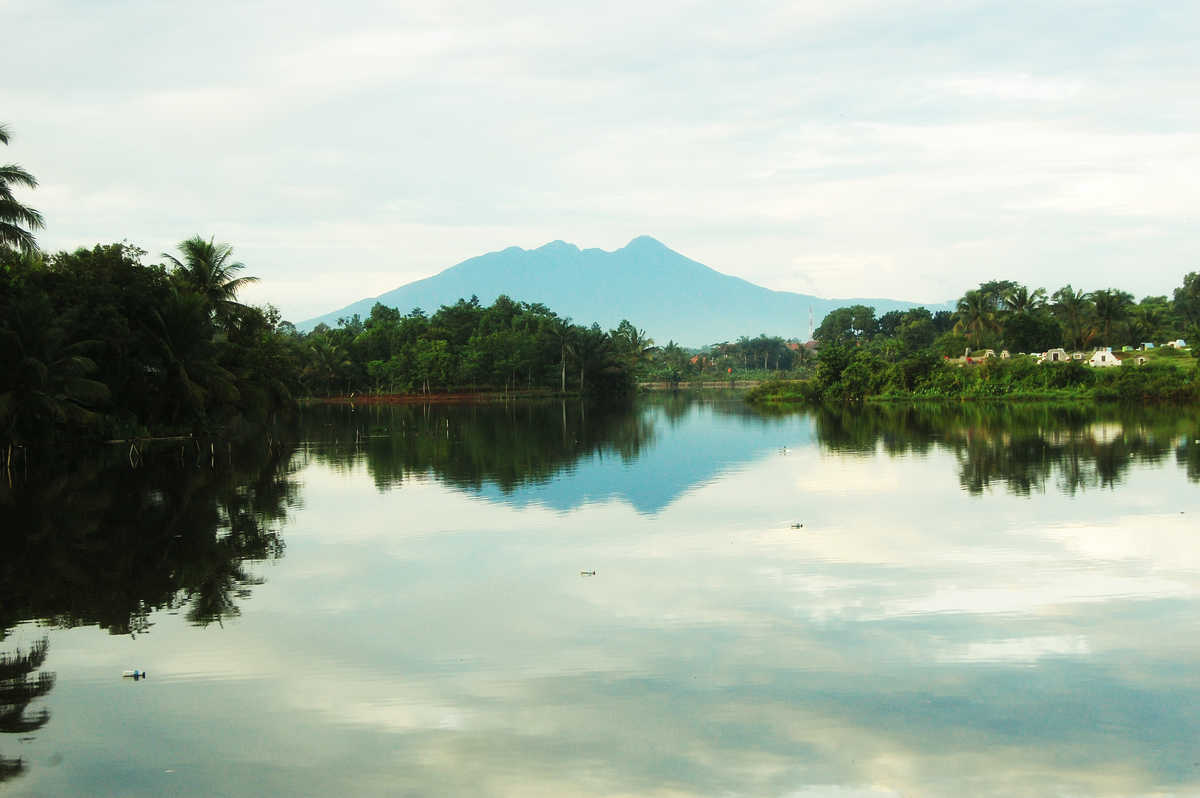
[298, 236, 950, 345]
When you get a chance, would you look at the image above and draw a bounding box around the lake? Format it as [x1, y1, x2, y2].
[3, 396, 1200, 797]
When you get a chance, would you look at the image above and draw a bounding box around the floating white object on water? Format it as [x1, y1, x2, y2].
[580, 570, 596, 576]
[121, 669, 147, 679]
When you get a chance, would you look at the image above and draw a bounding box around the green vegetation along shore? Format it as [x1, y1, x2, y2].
[749, 277, 1200, 406]
[0, 123, 658, 457]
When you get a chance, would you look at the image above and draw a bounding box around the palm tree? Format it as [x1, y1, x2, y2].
[1052, 285, 1095, 350]
[1091, 289, 1133, 346]
[953, 289, 999, 349]
[0, 123, 44, 253]
[0, 308, 110, 444]
[1128, 304, 1165, 345]
[611, 319, 656, 371]
[148, 289, 239, 425]
[307, 338, 351, 396]
[546, 316, 573, 393]
[1001, 285, 1047, 315]
[162, 236, 259, 332]
[567, 324, 612, 393]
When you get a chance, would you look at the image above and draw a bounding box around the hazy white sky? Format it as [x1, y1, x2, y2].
[4, 0, 1198, 321]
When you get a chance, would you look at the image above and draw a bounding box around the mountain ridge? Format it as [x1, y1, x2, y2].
[300, 236, 951, 345]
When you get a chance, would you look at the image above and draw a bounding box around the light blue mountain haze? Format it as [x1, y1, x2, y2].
[300, 236, 951, 345]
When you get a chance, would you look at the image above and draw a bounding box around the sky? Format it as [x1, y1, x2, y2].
[3, 0, 1198, 322]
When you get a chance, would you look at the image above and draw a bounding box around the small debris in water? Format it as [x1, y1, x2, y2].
[790, 523, 804, 529]
[121, 669, 147, 680]
[580, 570, 596, 576]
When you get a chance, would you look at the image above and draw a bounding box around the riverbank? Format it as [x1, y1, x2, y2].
[637, 380, 762, 391]
[309, 389, 570, 405]
[309, 381, 765, 404]
[747, 359, 1200, 406]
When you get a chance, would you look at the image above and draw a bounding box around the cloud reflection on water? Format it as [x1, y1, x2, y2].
[8, 398, 1200, 796]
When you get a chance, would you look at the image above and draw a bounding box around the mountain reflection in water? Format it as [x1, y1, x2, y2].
[2, 396, 1199, 797]
[303, 398, 1200, 512]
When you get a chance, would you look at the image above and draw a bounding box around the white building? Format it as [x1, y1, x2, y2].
[1089, 350, 1122, 368]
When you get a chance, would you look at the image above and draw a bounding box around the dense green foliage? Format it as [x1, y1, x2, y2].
[301, 297, 640, 399]
[0, 122, 655, 447]
[303, 307, 819, 395]
[816, 278, 1198, 356]
[0, 243, 303, 447]
[751, 277, 1200, 405]
[635, 334, 813, 384]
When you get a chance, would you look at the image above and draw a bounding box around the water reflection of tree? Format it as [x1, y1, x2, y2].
[303, 401, 655, 494]
[0, 441, 299, 635]
[807, 403, 1200, 496]
[0, 638, 54, 784]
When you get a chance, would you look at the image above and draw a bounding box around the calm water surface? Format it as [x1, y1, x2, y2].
[3, 397, 1200, 797]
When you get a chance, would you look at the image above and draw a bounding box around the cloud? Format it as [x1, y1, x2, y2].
[5, 0, 1199, 320]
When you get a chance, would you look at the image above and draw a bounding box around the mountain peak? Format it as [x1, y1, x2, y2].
[623, 235, 668, 252]
[535, 240, 580, 254]
[299, 236, 949, 344]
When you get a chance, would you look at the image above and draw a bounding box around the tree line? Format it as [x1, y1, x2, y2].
[303, 299, 646, 399]
[815, 278, 1200, 355]
[0, 122, 650, 448]
[0, 240, 302, 447]
[756, 277, 1200, 404]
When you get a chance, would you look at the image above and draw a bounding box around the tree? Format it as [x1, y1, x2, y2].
[1092, 288, 1133, 346]
[1174, 272, 1200, 341]
[148, 289, 239, 425]
[611, 320, 655, 372]
[1001, 285, 1047, 315]
[307, 337, 351, 396]
[1003, 311, 1062, 353]
[569, 323, 613, 393]
[162, 236, 259, 332]
[0, 123, 44, 253]
[814, 307, 855, 345]
[546, 316, 573, 393]
[0, 284, 110, 443]
[977, 280, 1020, 312]
[954, 289, 999, 349]
[849, 305, 878, 339]
[1128, 297, 1171, 345]
[815, 305, 877, 345]
[1052, 285, 1095, 350]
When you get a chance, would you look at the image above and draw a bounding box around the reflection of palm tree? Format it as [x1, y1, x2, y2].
[1, 638, 55, 784]
[162, 236, 259, 331]
[0, 123, 44, 253]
